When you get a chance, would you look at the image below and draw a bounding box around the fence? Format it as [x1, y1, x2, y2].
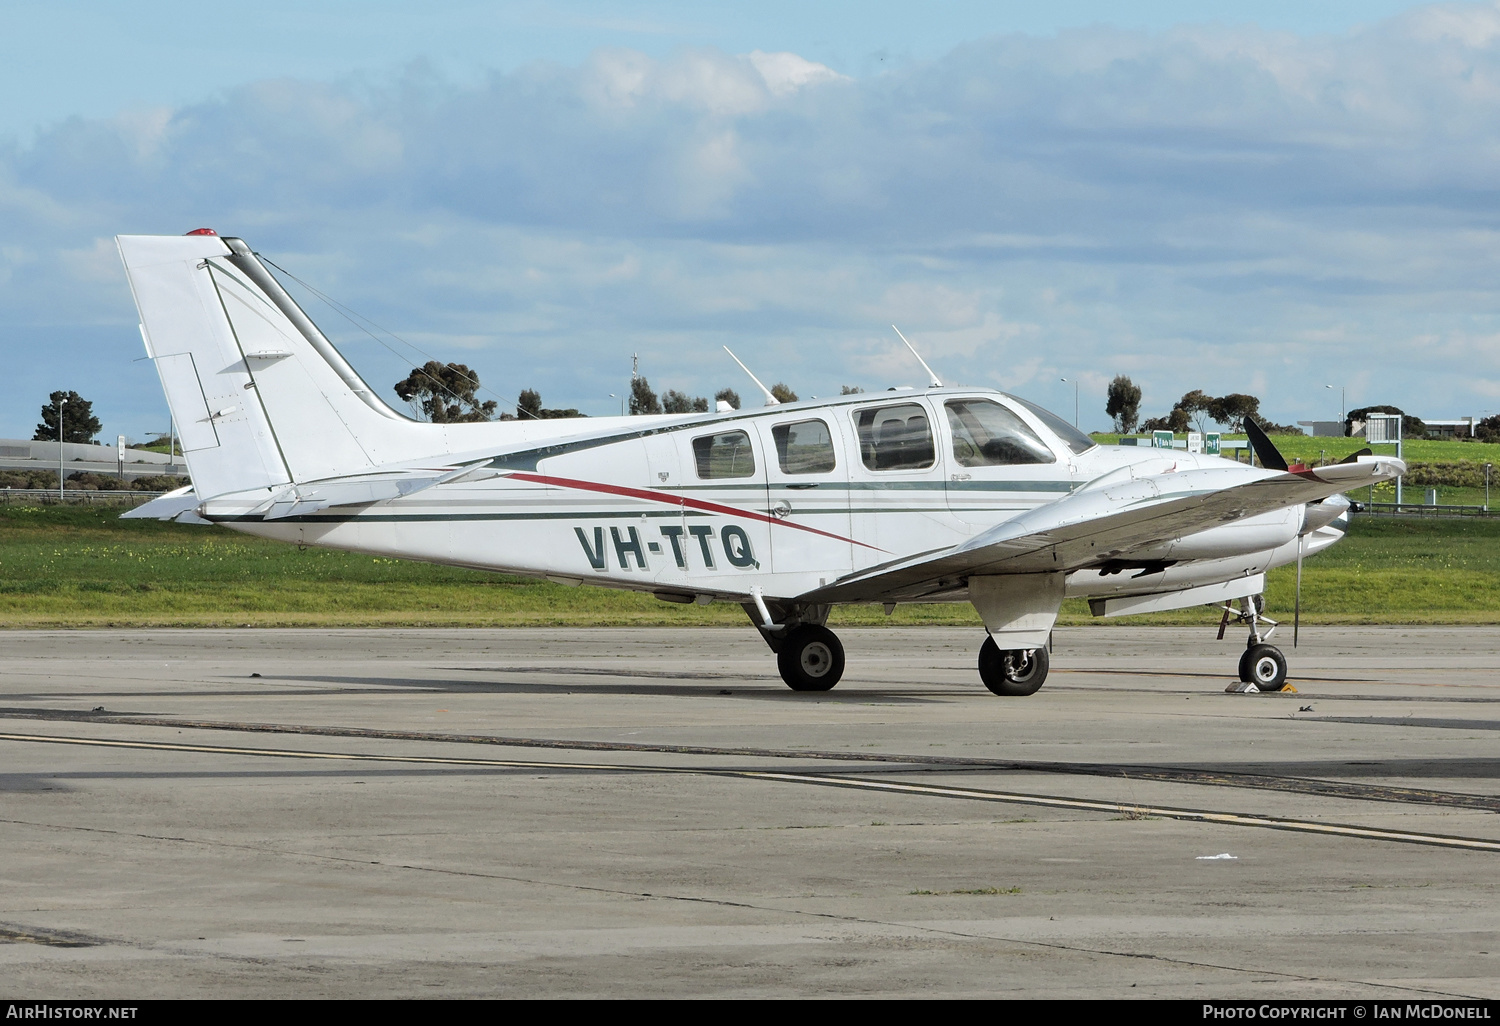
[0, 489, 170, 507]
[1352, 501, 1495, 519]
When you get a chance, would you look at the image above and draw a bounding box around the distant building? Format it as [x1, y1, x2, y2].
[1297, 421, 1344, 438]
[1418, 418, 1476, 439]
[1338, 416, 1475, 440]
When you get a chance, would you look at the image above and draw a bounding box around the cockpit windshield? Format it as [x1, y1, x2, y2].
[1006, 395, 1098, 456]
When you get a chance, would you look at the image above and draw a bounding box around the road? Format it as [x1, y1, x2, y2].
[1, 626, 1496, 998]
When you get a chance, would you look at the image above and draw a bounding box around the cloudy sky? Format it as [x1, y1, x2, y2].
[3, 1, 1498, 442]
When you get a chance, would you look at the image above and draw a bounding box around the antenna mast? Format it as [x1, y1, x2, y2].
[891, 325, 942, 388]
[722, 347, 780, 406]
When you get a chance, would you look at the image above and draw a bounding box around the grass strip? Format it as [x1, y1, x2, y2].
[2, 503, 1498, 628]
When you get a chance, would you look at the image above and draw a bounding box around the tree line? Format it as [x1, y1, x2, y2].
[392, 361, 853, 420]
[42, 363, 1497, 451]
[1102, 376, 1439, 437]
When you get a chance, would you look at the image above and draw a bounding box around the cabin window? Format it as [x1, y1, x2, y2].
[772, 419, 836, 474]
[945, 400, 1056, 467]
[852, 403, 935, 471]
[692, 430, 757, 479]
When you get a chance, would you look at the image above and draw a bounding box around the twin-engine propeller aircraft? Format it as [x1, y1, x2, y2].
[118, 231, 1404, 696]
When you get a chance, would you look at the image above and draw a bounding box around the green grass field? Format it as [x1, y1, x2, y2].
[2, 503, 1497, 628]
[1090, 432, 1500, 465]
[1088, 434, 1500, 507]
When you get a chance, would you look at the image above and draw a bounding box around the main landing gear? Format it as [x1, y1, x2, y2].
[746, 598, 847, 692]
[748, 599, 1050, 697]
[1218, 594, 1289, 692]
[777, 624, 846, 692]
[977, 637, 1050, 696]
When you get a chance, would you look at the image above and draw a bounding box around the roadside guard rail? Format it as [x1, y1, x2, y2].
[1351, 501, 1495, 518]
[0, 488, 171, 506]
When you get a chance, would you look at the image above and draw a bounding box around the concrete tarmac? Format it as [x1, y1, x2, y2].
[1, 625, 1497, 998]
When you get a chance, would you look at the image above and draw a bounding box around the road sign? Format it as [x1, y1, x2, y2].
[1204, 432, 1221, 455]
[1364, 414, 1404, 505]
[1366, 414, 1400, 443]
[1152, 430, 1173, 449]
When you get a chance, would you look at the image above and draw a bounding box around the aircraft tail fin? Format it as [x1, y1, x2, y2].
[118, 233, 423, 501]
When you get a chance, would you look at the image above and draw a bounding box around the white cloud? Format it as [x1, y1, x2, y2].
[9, 10, 1500, 438]
[746, 50, 847, 97]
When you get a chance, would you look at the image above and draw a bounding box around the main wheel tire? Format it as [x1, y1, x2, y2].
[777, 625, 845, 692]
[1240, 644, 1287, 691]
[978, 636, 1050, 696]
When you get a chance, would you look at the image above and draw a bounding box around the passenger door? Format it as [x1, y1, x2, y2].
[844, 399, 959, 570]
[753, 415, 853, 580]
[667, 425, 772, 583]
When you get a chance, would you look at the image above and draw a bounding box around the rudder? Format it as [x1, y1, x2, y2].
[119, 234, 291, 500]
[119, 233, 421, 501]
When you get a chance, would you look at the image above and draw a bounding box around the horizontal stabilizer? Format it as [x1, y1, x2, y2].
[245, 459, 496, 519]
[119, 485, 211, 525]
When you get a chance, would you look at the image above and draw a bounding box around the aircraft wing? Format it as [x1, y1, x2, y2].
[795, 456, 1403, 605]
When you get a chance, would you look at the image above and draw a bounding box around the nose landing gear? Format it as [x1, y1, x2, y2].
[1240, 644, 1288, 691]
[1218, 595, 1290, 692]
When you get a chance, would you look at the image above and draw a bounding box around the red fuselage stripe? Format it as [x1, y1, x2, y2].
[506, 471, 886, 552]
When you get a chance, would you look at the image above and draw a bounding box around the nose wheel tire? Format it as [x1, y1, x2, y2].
[978, 637, 1050, 696]
[777, 625, 846, 692]
[1238, 644, 1288, 691]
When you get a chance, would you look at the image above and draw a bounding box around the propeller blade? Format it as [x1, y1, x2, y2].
[1243, 416, 1288, 471]
[1294, 533, 1303, 648]
[1338, 448, 1373, 464]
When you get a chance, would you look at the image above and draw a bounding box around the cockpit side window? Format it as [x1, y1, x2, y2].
[692, 430, 756, 479]
[772, 419, 836, 474]
[945, 400, 1057, 467]
[1008, 395, 1098, 455]
[852, 403, 935, 471]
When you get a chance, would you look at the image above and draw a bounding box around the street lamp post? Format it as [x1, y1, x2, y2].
[1486, 463, 1492, 510]
[1325, 384, 1344, 429]
[1060, 378, 1079, 428]
[57, 395, 67, 502]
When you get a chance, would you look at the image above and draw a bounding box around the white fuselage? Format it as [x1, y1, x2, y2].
[202, 387, 1336, 605]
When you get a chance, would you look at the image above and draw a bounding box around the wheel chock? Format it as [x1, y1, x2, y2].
[1225, 681, 1299, 694]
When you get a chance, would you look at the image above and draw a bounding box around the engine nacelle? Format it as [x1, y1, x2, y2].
[1067, 499, 1351, 600]
[1129, 507, 1299, 562]
[1067, 550, 1273, 598]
